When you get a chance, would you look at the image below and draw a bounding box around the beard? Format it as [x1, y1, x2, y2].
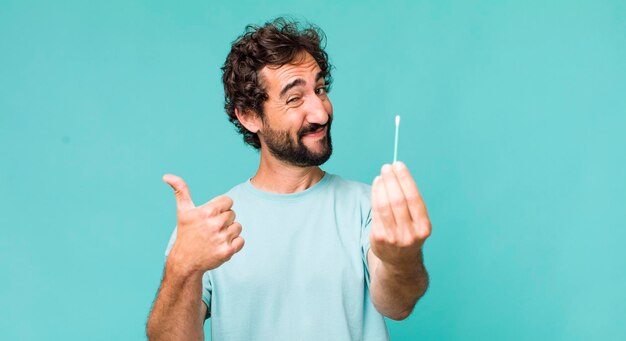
[260, 116, 333, 167]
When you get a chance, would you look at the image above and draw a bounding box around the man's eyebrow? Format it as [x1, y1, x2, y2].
[315, 71, 325, 83]
[279, 79, 305, 99]
[279, 72, 326, 99]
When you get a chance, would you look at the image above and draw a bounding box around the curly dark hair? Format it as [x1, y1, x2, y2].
[221, 17, 333, 150]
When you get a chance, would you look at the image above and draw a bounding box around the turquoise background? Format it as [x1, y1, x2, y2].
[1, 0, 625, 339]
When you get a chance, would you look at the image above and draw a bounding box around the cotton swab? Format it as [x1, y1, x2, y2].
[393, 115, 400, 163]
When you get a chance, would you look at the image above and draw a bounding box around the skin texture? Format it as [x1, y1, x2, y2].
[236, 52, 333, 192]
[368, 163, 431, 320]
[146, 52, 431, 339]
[146, 175, 243, 341]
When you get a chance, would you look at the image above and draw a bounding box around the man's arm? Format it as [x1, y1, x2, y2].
[146, 261, 206, 340]
[367, 248, 428, 320]
[146, 174, 245, 340]
[368, 162, 432, 320]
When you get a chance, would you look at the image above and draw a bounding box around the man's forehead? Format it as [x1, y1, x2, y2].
[260, 53, 322, 91]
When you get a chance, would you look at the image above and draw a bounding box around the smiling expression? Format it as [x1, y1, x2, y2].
[255, 52, 334, 167]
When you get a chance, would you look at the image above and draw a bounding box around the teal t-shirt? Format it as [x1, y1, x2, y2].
[165, 172, 389, 340]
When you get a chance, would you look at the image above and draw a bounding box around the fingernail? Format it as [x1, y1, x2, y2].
[393, 161, 405, 170]
[381, 164, 392, 173]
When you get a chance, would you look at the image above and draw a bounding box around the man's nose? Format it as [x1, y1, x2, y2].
[305, 94, 331, 125]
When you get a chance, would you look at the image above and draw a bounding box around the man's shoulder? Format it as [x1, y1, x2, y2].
[326, 174, 372, 211]
[328, 173, 371, 195]
[223, 180, 249, 198]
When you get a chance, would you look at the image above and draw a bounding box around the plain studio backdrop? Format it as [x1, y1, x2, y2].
[1, 0, 624, 340]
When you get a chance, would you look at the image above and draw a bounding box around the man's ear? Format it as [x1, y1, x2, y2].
[235, 108, 262, 133]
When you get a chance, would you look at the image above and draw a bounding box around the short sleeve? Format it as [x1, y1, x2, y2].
[164, 226, 177, 257]
[201, 272, 213, 318]
[163, 226, 213, 319]
[361, 196, 373, 287]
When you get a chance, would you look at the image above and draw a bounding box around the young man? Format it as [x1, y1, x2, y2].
[147, 18, 431, 340]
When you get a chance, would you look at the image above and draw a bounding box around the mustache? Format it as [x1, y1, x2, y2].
[298, 117, 332, 138]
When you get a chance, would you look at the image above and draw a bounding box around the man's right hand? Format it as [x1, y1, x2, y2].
[163, 174, 245, 276]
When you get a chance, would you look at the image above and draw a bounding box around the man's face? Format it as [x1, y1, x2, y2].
[257, 52, 333, 167]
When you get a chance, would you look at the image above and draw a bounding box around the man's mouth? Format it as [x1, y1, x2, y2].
[303, 126, 326, 138]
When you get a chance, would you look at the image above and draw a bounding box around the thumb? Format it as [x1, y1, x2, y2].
[163, 174, 195, 212]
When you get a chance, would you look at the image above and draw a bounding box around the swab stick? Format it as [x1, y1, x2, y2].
[393, 115, 400, 163]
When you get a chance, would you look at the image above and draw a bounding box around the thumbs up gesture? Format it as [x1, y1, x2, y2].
[163, 174, 245, 275]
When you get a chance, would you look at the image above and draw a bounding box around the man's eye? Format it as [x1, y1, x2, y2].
[315, 86, 327, 95]
[287, 96, 300, 104]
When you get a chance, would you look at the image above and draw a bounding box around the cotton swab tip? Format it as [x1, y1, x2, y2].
[395, 115, 400, 126]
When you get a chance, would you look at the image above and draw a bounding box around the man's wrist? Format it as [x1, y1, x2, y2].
[165, 251, 204, 281]
[378, 249, 424, 280]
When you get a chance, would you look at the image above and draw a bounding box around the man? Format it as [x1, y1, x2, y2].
[146, 18, 431, 340]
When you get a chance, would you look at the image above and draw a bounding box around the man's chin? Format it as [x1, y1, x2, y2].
[303, 136, 328, 149]
[306, 147, 332, 166]
[305, 145, 330, 159]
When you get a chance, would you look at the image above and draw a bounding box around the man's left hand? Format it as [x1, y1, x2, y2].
[370, 162, 432, 268]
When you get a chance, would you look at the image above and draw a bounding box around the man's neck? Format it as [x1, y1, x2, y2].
[250, 148, 325, 194]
